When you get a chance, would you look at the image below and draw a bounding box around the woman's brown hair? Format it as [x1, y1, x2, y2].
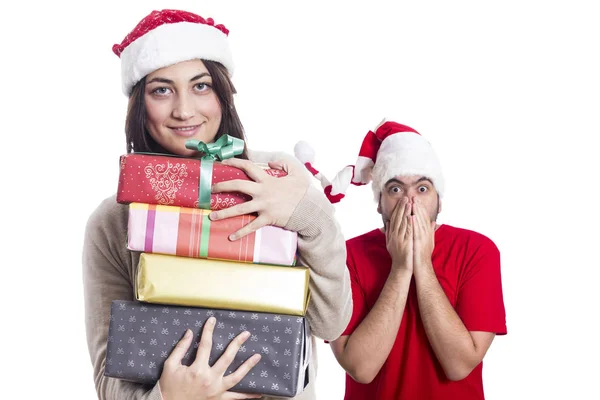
[124, 60, 249, 159]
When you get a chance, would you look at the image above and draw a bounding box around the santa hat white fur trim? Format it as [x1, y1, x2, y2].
[371, 134, 445, 200]
[120, 21, 234, 95]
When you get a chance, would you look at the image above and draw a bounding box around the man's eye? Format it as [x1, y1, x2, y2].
[418, 186, 428, 193]
[391, 187, 401, 193]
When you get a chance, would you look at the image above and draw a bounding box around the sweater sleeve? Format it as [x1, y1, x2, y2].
[82, 196, 162, 400]
[285, 184, 353, 341]
[248, 149, 353, 341]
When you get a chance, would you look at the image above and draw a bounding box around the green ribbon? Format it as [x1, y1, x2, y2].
[185, 135, 245, 209]
[199, 212, 211, 258]
[185, 134, 245, 162]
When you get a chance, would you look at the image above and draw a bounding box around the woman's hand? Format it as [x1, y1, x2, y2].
[209, 158, 310, 240]
[158, 317, 262, 400]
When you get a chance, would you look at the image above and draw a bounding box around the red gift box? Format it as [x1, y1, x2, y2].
[117, 153, 286, 211]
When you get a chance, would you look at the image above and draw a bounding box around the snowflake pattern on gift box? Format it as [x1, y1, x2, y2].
[144, 162, 188, 205]
[106, 301, 308, 397]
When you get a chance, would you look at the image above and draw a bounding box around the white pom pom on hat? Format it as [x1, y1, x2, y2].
[294, 119, 444, 203]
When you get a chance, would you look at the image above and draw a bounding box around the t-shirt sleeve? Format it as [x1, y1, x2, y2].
[455, 236, 507, 335]
[341, 244, 370, 336]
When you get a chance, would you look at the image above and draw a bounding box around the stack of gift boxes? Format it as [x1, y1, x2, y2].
[104, 137, 312, 398]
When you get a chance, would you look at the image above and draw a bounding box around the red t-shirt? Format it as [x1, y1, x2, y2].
[342, 224, 507, 400]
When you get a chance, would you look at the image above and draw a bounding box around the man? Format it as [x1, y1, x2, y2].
[296, 120, 507, 399]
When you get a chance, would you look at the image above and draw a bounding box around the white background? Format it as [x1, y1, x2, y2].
[1, 1, 599, 399]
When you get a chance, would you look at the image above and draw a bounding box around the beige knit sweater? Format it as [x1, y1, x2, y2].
[82, 150, 352, 400]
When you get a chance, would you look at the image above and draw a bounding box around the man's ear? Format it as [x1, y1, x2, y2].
[438, 198, 443, 214]
[377, 195, 382, 215]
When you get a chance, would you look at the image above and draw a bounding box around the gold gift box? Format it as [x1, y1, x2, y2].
[136, 253, 311, 316]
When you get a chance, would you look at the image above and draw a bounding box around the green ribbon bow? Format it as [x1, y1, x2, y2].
[184, 135, 245, 209]
[185, 134, 244, 162]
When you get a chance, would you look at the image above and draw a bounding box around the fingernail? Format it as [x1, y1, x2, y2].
[209, 212, 218, 220]
[185, 329, 192, 338]
[242, 331, 250, 339]
[252, 354, 261, 362]
[208, 317, 216, 325]
[229, 234, 237, 241]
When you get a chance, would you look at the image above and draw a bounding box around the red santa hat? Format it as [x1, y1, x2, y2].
[295, 119, 445, 203]
[112, 9, 234, 95]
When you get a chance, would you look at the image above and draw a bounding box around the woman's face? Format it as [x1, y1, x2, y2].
[144, 59, 222, 156]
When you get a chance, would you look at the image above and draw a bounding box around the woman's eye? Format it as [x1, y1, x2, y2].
[152, 87, 171, 95]
[195, 83, 210, 91]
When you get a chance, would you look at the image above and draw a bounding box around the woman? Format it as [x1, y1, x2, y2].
[82, 9, 352, 400]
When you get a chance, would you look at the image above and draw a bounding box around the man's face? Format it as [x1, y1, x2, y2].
[378, 175, 441, 227]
